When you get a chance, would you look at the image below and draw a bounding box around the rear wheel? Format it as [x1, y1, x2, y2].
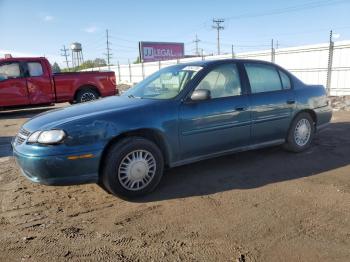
[101, 137, 164, 199]
[284, 112, 315, 152]
[76, 88, 99, 103]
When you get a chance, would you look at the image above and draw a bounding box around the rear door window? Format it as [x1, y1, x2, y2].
[279, 70, 291, 89]
[244, 63, 282, 93]
[0, 62, 21, 80]
[28, 62, 43, 77]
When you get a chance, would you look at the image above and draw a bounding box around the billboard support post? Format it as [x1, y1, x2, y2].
[158, 60, 161, 70]
[141, 61, 145, 80]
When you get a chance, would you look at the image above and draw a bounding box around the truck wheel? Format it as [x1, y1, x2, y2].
[76, 88, 99, 103]
[283, 112, 315, 152]
[101, 137, 164, 199]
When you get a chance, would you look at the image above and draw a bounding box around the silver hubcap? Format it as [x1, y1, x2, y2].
[294, 118, 311, 146]
[118, 150, 156, 191]
[81, 92, 96, 102]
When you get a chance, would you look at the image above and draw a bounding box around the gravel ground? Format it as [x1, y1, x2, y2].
[0, 104, 349, 262]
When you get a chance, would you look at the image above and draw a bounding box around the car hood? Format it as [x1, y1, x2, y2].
[22, 96, 154, 131]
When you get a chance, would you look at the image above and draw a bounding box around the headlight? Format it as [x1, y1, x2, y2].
[27, 131, 41, 143]
[27, 130, 66, 144]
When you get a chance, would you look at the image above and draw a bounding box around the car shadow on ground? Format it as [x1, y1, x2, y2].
[136, 122, 350, 202]
[0, 136, 13, 158]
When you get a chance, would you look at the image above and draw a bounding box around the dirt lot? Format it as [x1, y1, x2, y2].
[0, 105, 349, 262]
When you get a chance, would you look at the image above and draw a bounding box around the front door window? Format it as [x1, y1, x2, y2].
[195, 63, 242, 99]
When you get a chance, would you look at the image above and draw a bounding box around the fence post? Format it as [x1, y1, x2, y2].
[231, 44, 235, 59]
[176, 58, 179, 64]
[201, 49, 204, 61]
[117, 61, 121, 84]
[326, 30, 334, 96]
[128, 59, 132, 84]
[141, 61, 145, 80]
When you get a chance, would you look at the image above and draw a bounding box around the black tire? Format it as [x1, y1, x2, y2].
[75, 88, 99, 103]
[101, 137, 164, 199]
[284, 112, 315, 152]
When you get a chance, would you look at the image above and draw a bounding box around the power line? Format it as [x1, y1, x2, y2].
[60, 45, 70, 70]
[162, 0, 349, 41]
[224, 0, 348, 21]
[201, 40, 270, 48]
[212, 18, 225, 55]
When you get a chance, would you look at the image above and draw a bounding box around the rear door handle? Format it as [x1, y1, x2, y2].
[286, 100, 295, 104]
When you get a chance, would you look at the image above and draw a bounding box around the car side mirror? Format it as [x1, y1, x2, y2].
[190, 89, 211, 101]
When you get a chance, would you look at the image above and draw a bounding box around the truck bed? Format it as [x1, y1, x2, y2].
[53, 71, 116, 102]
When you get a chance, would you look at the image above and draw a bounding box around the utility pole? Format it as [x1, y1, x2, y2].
[60, 45, 70, 70]
[326, 30, 334, 96]
[105, 29, 112, 70]
[231, 44, 235, 58]
[212, 18, 225, 55]
[271, 39, 275, 63]
[193, 34, 201, 56]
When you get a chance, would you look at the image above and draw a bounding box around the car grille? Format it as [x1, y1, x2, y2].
[15, 128, 31, 145]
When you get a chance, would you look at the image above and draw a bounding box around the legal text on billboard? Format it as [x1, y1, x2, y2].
[139, 42, 184, 62]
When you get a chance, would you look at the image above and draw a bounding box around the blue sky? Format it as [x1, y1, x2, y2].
[1, 0, 350, 67]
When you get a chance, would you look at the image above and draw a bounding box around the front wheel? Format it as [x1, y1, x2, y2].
[101, 137, 164, 199]
[284, 112, 315, 152]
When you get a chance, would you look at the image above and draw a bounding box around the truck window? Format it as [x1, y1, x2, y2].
[0, 63, 21, 80]
[28, 62, 43, 77]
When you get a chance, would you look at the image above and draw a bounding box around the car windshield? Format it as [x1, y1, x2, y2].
[123, 64, 202, 99]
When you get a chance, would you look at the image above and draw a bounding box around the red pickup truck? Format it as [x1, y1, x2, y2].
[0, 57, 117, 108]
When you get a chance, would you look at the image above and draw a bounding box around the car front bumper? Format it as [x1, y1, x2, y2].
[13, 147, 102, 186]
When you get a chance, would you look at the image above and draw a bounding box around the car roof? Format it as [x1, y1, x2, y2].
[179, 58, 276, 67]
[0, 57, 46, 63]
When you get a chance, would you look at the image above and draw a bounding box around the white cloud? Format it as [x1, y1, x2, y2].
[43, 15, 54, 22]
[84, 25, 98, 33]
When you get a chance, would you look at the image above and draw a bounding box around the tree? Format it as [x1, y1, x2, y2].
[52, 62, 61, 73]
[93, 58, 107, 67]
[133, 57, 141, 64]
[65, 58, 108, 72]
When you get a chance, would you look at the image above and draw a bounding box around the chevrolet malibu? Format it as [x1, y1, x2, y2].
[12, 59, 332, 198]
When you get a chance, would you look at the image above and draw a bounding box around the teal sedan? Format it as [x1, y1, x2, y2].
[12, 59, 332, 198]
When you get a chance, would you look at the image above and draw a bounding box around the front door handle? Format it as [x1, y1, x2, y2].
[286, 100, 295, 104]
[235, 106, 247, 111]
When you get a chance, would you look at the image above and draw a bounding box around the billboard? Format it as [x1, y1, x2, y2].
[139, 42, 184, 62]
